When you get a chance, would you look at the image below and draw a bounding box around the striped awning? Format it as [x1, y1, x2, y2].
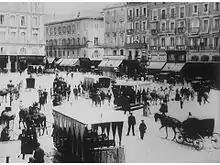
[162, 63, 185, 72]
[147, 62, 166, 70]
[98, 59, 123, 68]
[59, 59, 79, 67]
[55, 58, 63, 65]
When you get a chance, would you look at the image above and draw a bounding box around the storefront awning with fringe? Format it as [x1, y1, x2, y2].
[147, 62, 166, 70]
[162, 63, 185, 72]
[98, 59, 123, 68]
[46, 57, 55, 64]
[59, 59, 79, 67]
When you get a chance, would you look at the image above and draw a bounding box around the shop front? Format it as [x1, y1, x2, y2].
[146, 61, 166, 75]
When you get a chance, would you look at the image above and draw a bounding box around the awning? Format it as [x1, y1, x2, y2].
[162, 63, 185, 72]
[99, 59, 123, 68]
[147, 62, 166, 70]
[55, 58, 63, 65]
[47, 57, 55, 64]
[59, 59, 79, 67]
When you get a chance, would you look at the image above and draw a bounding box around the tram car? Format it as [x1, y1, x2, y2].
[52, 104, 125, 163]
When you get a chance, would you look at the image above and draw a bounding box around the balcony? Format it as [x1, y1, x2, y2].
[159, 46, 166, 50]
[175, 27, 186, 34]
[150, 46, 157, 50]
[176, 45, 186, 50]
[126, 29, 134, 35]
[167, 46, 175, 50]
[125, 43, 148, 49]
[151, 29, 158, 35]
[127, 15, 133, 21]
[189, 45, 200, 50]
[189, 27, 200, 35]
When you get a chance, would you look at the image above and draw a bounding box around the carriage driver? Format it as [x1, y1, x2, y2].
[159, 99, 168, 116]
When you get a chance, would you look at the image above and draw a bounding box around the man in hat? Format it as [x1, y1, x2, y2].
[139, 120, 147, 140]
[126, 113, 136, 136]
[159, 99, 168, 116]
[33, 142, 45, 163]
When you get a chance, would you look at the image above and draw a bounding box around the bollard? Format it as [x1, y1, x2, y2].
[6, 156, 10, 163]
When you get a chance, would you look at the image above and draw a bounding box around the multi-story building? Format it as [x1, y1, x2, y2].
[148, 2, 220, 76]
[0, 2, 45, 72]
[45, 17, 104, 61]
[125, 2, 149, 60]
[103, 3, 127, 56]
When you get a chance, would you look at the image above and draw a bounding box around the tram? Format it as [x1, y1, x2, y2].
[52, 104, 125, 163]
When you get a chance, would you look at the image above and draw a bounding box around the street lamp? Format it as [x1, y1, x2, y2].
[7, 81, 14, 107]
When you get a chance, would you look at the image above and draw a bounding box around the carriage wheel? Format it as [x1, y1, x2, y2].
[211, 133, 220, 149]
[193, 134, 204, 151]
[176, 132, 184, 144]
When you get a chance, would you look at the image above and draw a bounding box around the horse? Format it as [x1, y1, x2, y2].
[154, 113, 182, 140]
[32, 113, 47, 136]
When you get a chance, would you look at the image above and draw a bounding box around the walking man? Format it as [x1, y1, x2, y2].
[139, 120, 147, 140]
[73, 86, 78, 100]
[126, 113, 136, 136]
[180, 96, 184, 109]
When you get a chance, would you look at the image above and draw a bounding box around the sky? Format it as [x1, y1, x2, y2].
[44, 2, 113, 22]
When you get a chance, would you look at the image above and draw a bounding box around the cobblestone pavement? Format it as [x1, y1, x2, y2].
[0, 72, 220, 163]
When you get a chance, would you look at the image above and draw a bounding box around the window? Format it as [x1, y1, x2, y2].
[193, 5, 198, 13]
[77, 38, 80, 45]
[152, 9, 158, 20]
[62, 26, 66, 34]
[58, 26, 62, 35]
[170, 37, 174, 46]
[143, 36, 146, 43]
[120, 49, 124, 55]
[82, 37, 86, 45]
[214, 19, 219, 29]
[161, 9, 166, 19]
[161, 38, 165, 46]
[33, 33, 38, 43]
[129, 10, 132, 17]
[63, 51, 65, 57]
[215, 2, 219, 11]
[180, 6, 185, 18]
[113, 50, 117, 56]
[177, 36, 184, 45]
[179, 21, 185, 28]
[0, 14, 4, 25]
[136, 9, 139, 17]
[214, 37, 219, 48]
[135, 22, 139, 30]
[170, 8, 175, 18]
[0, 47, 3, 54]
[161, 22, 166, 31]
[11, 32, 16, 40]
[204, 38, 208, 47]
[21, 16, 25, 26]
[203, 3, 208, 13]
[143, 22, 146, 30]
[54, 27, 57, 35]
[21, 32, 26, 42]
[33, 17, 38, 27]
[153, 38, 157, 45]
[143, 8, 146, 16]
[203, 19, 209, 32]
[171, 22, 175, 30]
[50, 27, 53, 36]
[128, 51, 132, 60]
[10, 15, 16, 26]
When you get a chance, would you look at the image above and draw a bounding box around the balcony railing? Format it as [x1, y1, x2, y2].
[151, 29, 158, 35]
[167, 46, 175, 50]
[175, 27, 186, 34]
[159, 46, 166, 50]
[176, 45, 186, 50]
[126, 29, 134, 35]
[125, 43, 148, 49]
[189, 27, 200, 34]
[150, 46, 157, 50]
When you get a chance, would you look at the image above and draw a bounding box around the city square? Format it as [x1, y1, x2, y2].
[0, 1, 220, 163]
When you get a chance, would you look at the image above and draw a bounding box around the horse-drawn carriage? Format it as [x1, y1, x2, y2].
[176, 117, 220, 151]
[52, 104, 125, 162]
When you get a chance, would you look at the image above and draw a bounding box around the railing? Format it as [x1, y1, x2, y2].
[176, 45, 186, 50]
[151, 29, 158, 35]
[126, 29, 134, 35]
[150, 46, 157, 50]
[175, 27, 186, 34]
[166, 46, 175, 50]
[159, 46, 166, 50]
[125, 43, 148, 49]
[189, 27, 200, 34]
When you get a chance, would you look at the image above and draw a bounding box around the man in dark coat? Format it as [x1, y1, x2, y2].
[33, 142, 45, 163]
[159, 99, 168, 116]
[126, 113, 136, 136]
[139, 120, 147, 140]
[18, 129, 28, 160]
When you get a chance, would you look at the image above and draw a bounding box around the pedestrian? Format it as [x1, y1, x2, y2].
[180, 96, 184, 109]
[159, 99, 168, 116]
[139, 120, 147, 140]
[43, 89, 48, 104]
[18, 129, 28, 160]
[32, 142, 45, 163]
[126, 113, 136, 136]
[73, 86, 78, 100]
[67, 85, 71, 101]
[106, 90, 112, 106]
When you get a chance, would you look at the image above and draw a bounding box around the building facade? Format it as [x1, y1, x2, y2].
[148, 2, 220, 63]
[0, 2, 45, 72]
[103, 3, 127, 57]
[45, 17, 104, 61]
[125, 2, 149, 60]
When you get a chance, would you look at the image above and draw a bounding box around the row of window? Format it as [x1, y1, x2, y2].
[127, 21, 147, 31]
[105, 21, 124, 31]
[0, 31, 39, 43]
[128, 7, 147, 17]
[47, 50, 101, 58]
[0, 47, 39, 54]
[105, 35, 124, 45]
[0, 14, 39, 27]
[151, 2, 219, 21]
[46, 37, 99, 46]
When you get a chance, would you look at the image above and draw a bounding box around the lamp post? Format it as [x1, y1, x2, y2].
[7, 83, 14, 107]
